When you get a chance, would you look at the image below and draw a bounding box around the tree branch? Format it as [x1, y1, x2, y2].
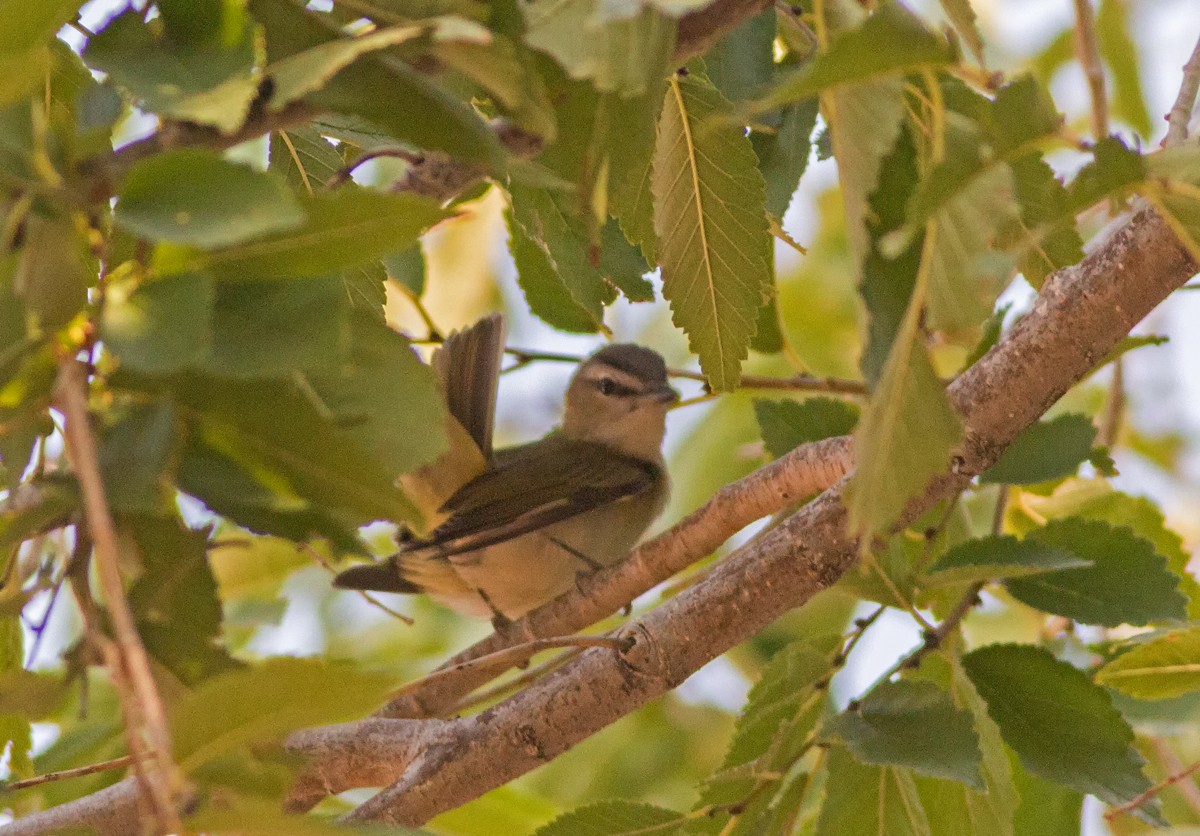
[1165, 33, 1200, 147]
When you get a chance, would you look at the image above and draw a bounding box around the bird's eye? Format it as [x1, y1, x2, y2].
[598, 377, 616, 395]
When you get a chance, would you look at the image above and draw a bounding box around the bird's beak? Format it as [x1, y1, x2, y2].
[651, 385, 680, 404]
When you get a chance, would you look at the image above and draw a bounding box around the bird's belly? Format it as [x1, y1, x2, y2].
[451, 493, 663, 620]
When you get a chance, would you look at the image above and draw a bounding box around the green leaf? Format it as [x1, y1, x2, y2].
[1067, 136, 1146, 211]
[823, 680, 983, 789]
[914, 156, 1017, 332]
[722, 639, 830, 772]
[266, 24, 425, 111]
[248, 0, 500, 165]
[125, 514, 238, 686]
[116, 151, 305, 248]
[521, 2, 676, 97]
[170, 657, 396, 771]
[753, 97, 820, 219]
[1096, 0, 1151, 138]
[962, 303, 1009, 369]
[306, 314, 449, 480]
[915, 660, 1018, 836]
[1020, 483, 1200, 619]
[15, 214, 90, 333]
[704, 10, 776, 105]
[753, 397, 859, 459]
[118, 372, 428, 529]
[0, 714, 33, 780]
[0, 0, 83, 106]
[83, 6, 260, 134]
[962, 644, 1160, 822]
[1006, 153, 1084, 287]
[382, 245, 426, 298]
[847, 310, 962, 539]
[507, 185, 613, 326]
[99, 402, 178, 513]
[103, 272, 215, 375]
[0, 476, 78, 556]
[0, 668, 69, 719]
[505, 206, 600, 333]
[186, 794, 411, 835]
[533, 800, 685, 836]
[156, 188, 451, 280]
[1011, 518, 1186, 627]
[1011, 755, 1083, 836]
[980, 414, 1097, 485]
[269, 126, 345, 194]
[925, 535, 1091, 587]
[210, 277, 348, 377]
[816, 748, 932, 836]
[749, 2, 956, 114]
[652, 73, 772, 391]
[939, 0, 984, 62]
[1096, 628, 1200, 700]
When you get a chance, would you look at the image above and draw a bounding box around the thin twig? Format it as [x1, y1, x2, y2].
[1165, 34, 1200, 147]
[1073, 0, 1109, 140]
[327, 148, 424, 188]
[448, 647, 585, 716]
[503, 348, 868, 395]
[1105, 758, 1200, 821]
[3, 755, 134, 793]
[54, 359, 183, 832]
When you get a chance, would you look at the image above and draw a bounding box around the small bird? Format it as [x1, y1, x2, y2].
[334, 314, 678, 621]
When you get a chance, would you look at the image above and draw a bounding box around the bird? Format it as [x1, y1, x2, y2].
[333, 314, 678, 622]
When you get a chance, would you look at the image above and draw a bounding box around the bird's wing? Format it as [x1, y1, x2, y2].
[401, 437, 660, 559]
[431, 312, 505, 458]
[401, 315, 505, 527]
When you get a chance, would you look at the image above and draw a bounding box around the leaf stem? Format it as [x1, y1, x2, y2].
[3, 755, 135, 793]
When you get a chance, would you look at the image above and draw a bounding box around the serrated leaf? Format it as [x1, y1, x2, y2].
[753, 397, 859, 459]
[652, 73, 772, 391]
[749, 3, 956, 114]
[155, 188, 451, 280]
[1067, 136, 1146, 211]
[382, 245, 426, 298]
[533, 800, 685, 836]
[1006, 153, 1084, 287]
[124, 514, 238, 686]
[962, 644, 1161, 822]
[117, 150, 306, 248]
[980, 414, 1097, 485]
[823, 680, 984, 789]
[1011, 518, 1186, 627]
[1096, 628, 1200, 700]
[1020, 482, 1200, 619]
[505, 206, 601, 333]
[925, 534, 1091, 587]
[847, 319, 962, 539]
[266, 24, 425, 110]
[270, 126, 345, 193]
[816, 748, 932, 836]
[170, 657, 396, 771]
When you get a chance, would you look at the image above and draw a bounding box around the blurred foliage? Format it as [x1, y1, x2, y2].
[1, 0, 1200, 834]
